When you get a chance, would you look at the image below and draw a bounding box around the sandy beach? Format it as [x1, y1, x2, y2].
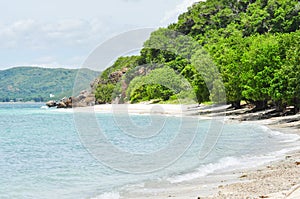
[72, 104, 300, 199]
[95, 104, 300, 199]
[93, 103, 190, 116]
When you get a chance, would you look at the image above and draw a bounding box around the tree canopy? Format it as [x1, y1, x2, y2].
[94, 0, 300, 112]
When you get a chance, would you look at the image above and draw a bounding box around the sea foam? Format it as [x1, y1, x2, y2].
[91, 192, 120, 199]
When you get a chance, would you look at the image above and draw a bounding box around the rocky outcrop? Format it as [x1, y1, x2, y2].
[72, 90, 95, 107]
[46, 90, 96, 108]
[56, 97, 72, 108]
[46, 100, 57, 107]
[108, 67, 128, 84]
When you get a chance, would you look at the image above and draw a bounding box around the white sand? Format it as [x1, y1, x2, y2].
[93, 104, 188, 116]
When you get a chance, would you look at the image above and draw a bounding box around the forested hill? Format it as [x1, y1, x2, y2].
[0, 67, 99, 102]
[93, 0, 300, 112]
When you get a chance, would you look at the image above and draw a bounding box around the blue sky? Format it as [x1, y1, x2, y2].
[0, 0, 199, 69]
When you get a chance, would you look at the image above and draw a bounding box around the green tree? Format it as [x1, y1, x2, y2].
[241, 34, 282, 110]
[206, 32, 245, 108]
[275, 31, 300, 112]
[191, 49, 225, 104]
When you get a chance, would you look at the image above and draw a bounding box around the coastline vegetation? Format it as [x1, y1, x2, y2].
[94, 0, 300, 113]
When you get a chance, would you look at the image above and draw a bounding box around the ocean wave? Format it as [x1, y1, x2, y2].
[168, 131, 300, 184]
[167, 154, 285, 184]
[91, 191, 120, 199]
[40, 105, 49, 109]
[259, 125, 300, 143]
[167, 156, 241, 183]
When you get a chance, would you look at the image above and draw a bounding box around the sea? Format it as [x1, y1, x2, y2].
[0, 103, 299, 199]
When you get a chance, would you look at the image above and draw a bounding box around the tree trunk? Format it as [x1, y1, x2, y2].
[293, 97, 300, 114]
[231, 101, 241, 109]
[252, 100, 268, 112]
[295, 106, 300, 114]
[295, 100, 300, 114]
[274, 100, 285, 112]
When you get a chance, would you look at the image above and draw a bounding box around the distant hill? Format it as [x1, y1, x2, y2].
[0, 67, 100, 102]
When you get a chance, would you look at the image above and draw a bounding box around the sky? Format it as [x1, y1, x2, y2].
[0, 0, 200, 70]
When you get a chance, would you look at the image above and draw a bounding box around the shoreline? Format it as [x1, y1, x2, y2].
[115, 125, 300, 199]
[57, 104, 300, 198]
[197, 119, 300, 199]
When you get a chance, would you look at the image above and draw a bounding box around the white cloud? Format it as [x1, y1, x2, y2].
[41, 19, 93, 45]
[0, 17, 139, 68]
[161, 0, 202, 25]
[41, 19, 106, 47]
[0, 0, 190, 69]
[42, 19, 86, 32]
[10, 19, 36, 32]
[0, 20, 37, 48]
[0, 19, 108, 49]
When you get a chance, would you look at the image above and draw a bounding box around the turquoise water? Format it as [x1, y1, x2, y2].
[0, 103, 299, 199]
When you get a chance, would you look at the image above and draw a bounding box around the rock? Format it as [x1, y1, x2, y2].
[80, 90, 88, 95]
[46, 100, 57, 107]
[45, 90, 95, 108]
[72, 92, 95, 107]
[109, 71, 123, 83]
[65, 97, 72, 108]
[121, 67, 128, 73]
[55, 97, 72, 108]
[84, 96, 96, 106]
[76, 94, 86, 101]
[57, 102, 67, 108]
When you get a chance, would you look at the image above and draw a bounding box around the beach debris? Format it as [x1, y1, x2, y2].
[239, 174, 248, 178]
[295, 161, 300, 165]
[259, 196, 269, 198]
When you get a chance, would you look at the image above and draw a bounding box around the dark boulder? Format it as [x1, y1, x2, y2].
[57, 101, 67, 108]
[46, 100, 57, 107]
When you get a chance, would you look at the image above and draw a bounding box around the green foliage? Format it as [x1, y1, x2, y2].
[129, 84, 174, 103]
[191, 49, 221, 103]
[241, 0, 300, 35]
[94, 56, 140, 103]
[140, 28, 198, 65]
[210, 78, 226, 104]
[127, 67, 192, 103]
[92, 0, 300, 111]
[95, 83, 116, 104]
[272, 30, 300, 109]
[241, 34, 282, 102]
[0, 67, 99, 102]
[206, 33, 245, 105]
[100, 56, 140, 81]
[173, 0, 300, 38]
